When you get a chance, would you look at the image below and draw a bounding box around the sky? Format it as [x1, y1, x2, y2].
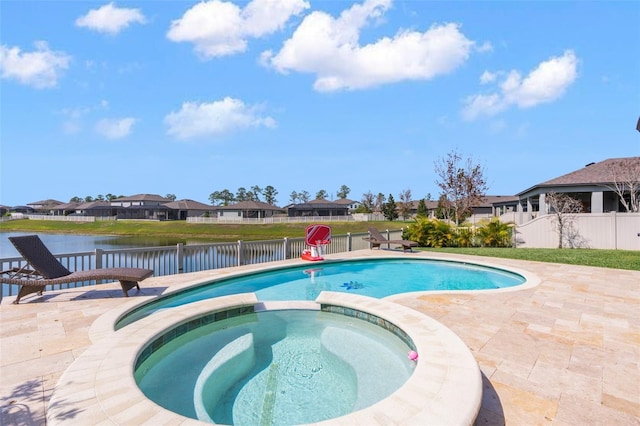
[1, 0, 639, 207]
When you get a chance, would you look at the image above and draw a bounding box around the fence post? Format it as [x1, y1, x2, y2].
[177, 243, 184, 273]
[238, 240, 244, 266]
[283, 237, 289, 260]
[95, 249, 103, 269]
[347, 232, 352, 252]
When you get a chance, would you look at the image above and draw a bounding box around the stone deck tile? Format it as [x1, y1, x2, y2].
[1, 251, 639, 425]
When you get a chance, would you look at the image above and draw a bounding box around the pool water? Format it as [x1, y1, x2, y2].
[135, 310, 414, 425]
[118, 258, 525, 328]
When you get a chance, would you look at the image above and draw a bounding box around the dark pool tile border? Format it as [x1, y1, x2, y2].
[136, 302, 416, 371]
[320, 304, 415, 351]
[135, 305, 254, 368]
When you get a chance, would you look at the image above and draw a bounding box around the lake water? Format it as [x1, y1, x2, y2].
[0, 232, 201, 258]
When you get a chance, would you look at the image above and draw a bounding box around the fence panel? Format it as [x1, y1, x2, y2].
[0, 231, 396, 301]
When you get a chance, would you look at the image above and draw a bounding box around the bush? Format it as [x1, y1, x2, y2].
[405, 218, 455, 247]
[406, 217, 513, 248]
[475, 218, 513, 247]
[454, 227, 474, 247]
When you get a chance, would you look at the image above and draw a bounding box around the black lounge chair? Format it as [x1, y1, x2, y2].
[1, 235, 154, 304]
[365, 227, 418, 252]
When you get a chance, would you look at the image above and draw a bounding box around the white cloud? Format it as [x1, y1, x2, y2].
[95, 117, 136, 139]
[76, 3, 146, 35]
[463, 50, 579, 120]
[0, 41, 70, 89]
[164, 97, 276, 140]
[262, 0, 474, 92]
[476, 41, 493, 53]
[167, 0, 309, 58]
[480, 70, 497, 84]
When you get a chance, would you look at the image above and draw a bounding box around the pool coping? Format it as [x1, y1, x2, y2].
[46, 291, 483, 425]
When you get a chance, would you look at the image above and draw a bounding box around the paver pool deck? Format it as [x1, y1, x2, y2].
[1, 249, 638, 425]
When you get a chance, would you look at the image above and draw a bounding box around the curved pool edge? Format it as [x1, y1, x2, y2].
[89, 250, 540, 342]
[47, 292, 482, 426]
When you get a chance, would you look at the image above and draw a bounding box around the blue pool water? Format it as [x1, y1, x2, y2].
[118, 258, 525, 329]
[135, 309, 414, 425]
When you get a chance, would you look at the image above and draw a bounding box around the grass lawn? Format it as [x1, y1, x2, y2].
[419, 247, 640, 271]
[0, 219, 403, 241]
[1, 219, 638, 271]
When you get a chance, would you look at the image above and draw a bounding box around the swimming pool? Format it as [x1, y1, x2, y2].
[117, 258, 526, 328]
[135, 309, 415, 425]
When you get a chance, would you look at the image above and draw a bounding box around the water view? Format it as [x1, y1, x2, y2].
[0, 232, 211, 258]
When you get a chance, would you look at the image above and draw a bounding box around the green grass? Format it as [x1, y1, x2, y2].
[0, 219, 403, 242]
[419, 247, 640, 271]
[2, 219, 638, 271]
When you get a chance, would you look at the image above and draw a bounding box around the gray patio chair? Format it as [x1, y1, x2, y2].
[365, 227, 418, 252]
[1, 235, 153, 304]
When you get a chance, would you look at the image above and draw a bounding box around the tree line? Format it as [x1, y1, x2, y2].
[65, 150, 491, 223]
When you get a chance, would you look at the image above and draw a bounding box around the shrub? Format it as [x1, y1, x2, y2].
[405, 218, 455, 247]
[454, 226, 475, 247]
[475, 218, 513, 247]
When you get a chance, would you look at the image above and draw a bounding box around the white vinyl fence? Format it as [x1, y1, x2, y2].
[514, 212, 640, 250]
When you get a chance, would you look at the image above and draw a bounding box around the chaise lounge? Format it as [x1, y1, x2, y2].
[365, 227, 418, 252]
[1, 235, 154, 304]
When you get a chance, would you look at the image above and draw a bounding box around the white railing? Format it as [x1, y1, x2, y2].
[187, 215, 356, 224]
[25, 214, 97, 222]
[0, 230, 404, 301]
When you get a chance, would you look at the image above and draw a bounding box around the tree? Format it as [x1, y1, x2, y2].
[84, 196, 93, 202]
[209, 189, 235, 206]
[434, 149, 488, 225]
[416, 199, 428, 218]
[236, 187, 248, 202]
[360, 191, 374, 213]
[382, 194, 398, 221]
[398, 188, 412, 221]
[263, 185, 278, 205]
[299, 191, 310, 203]
[95, 194, 105, 201]
[315, 189, 328, 200]
[105, 193, 116, 201]
[435, 194, 451, 220]
[606, 158, 640, 212]
[546, 192, 584, 248]
[374, 193, 385, 212]
[165, 194, 176, 201]
[251, 185, 262, 201]
[70, 196, 82, 203]
[289, 191, 299, 204]
[336, 185, 350, 199]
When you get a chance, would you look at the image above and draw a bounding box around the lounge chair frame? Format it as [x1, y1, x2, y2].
[365, 227, 418, 252]
[2, 235, 154, 304]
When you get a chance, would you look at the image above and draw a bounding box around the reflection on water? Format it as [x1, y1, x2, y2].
[0, 232, 213, 257]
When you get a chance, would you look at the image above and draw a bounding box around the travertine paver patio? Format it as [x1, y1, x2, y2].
[0, 250, 638, 425]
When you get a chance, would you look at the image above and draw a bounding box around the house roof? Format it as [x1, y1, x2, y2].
[476, 195, 519, 207]
[77, 201, 112, 210]
[217, 200, 282, 210]
[333, 198, 357, 205]
[112, 194, 172, 202]
[27, 199, 64, 207]
[290, 199, 349, 209]
[518, 157, 640, 196]
[51, 202, 81, 210]
[164, 199, 213, 210]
